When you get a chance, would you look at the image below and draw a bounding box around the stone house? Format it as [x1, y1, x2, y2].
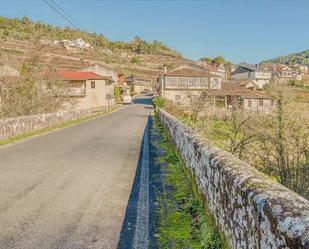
[263, 63, 303, 83]
[126, 75, 153, 94]
[59, 71, 114, 109]
[157, 65, 274, 112]
[157, 65, 221, 105]
[211, 82, 275, 112]
[231, 64, 272, 89]
[184, 62, 225, 78]
[212, 63, 228, 78]
[78, 63, 118, 85]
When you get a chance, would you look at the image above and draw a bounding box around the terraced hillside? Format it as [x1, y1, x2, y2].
[0, 16, 195, 79]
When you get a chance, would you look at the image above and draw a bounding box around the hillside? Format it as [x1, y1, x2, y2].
[262, 49, 309, 65]
[0, 16, 194, 79]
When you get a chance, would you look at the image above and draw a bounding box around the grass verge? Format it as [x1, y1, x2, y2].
[152, 114, 226, 249]
[0, 106, 119, 147]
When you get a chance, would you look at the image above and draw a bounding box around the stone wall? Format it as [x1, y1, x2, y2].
[157, 108, 309, 249]
[0, 108, 96, 141]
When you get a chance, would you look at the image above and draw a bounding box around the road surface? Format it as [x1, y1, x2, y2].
[0, 96, 151, 249]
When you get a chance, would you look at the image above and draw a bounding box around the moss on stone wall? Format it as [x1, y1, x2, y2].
[152, 114, 225, 249]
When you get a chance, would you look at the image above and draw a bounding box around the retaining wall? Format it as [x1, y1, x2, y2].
[0, 108, 98, 141]
[157, 108, 309, 249]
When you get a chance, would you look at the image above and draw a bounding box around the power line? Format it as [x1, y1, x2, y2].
[49, 0, 84, 30]
[42, 0, 82, 30]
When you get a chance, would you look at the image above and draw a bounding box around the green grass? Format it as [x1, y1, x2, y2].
[152, 115, 226, 249]
[0, 106, 119, 147]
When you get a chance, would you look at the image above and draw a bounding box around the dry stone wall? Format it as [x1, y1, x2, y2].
[157, 108, 309, 249]
[0, 108, 95, 141]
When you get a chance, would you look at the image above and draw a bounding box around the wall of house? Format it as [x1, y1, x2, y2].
[253, 72, 272, 79]
[75, 79, 108, 109]
[231, 72, 249, 80]
[0, 108, 94, 141]
[164, 76, 221, 90]
[79, 64, 118, 84]
[243, 98, 274, 112]
[157, 108, 309, 249]
[161, 89, 208, 106]
[273, 77, 291, 84]
[133, 84, 151, 94]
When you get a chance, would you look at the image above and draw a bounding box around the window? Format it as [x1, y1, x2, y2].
[248, 99, 252, 107]
[175, 95, 181, 101]
[91, 81, 96, 89]
[270, 99, 274, 106]
[259, 99, 264, 106]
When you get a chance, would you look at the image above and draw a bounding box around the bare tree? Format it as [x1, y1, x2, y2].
[252, 85, 309, 198]
[186, 90, 211, 131]
[212, 104, 259, 159]
[0, 39, 76, 118]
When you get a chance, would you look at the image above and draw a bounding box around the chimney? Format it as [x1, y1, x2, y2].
[163, 65, 167, 74]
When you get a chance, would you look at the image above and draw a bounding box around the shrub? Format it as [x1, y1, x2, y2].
[130, 56, 140, 64]
[153, 97, 166, 108]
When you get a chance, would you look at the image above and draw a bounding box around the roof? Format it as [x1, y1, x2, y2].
[237, 64, 270, 73]
[59, 71, 108, 81]
[164, 67, 219, 78]
[210, 82, 271, 99]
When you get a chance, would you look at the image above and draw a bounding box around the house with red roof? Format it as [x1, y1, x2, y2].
[59, 70, 114, 109]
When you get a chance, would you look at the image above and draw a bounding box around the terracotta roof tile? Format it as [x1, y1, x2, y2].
[59, 71, 105, 81]
[211, 82, 271, 99]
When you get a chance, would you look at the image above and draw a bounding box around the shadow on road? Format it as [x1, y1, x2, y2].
[117, 117, 161, 249]
[132, 95, 153, 105]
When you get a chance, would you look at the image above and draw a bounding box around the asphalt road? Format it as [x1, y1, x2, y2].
[0, 96, 151, 249]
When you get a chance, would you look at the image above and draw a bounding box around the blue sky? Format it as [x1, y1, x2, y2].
[1, 0, 309, 64]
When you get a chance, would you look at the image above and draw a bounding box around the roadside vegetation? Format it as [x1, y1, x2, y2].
[152, 115, 225, 249]
[153, 85, 309, 200]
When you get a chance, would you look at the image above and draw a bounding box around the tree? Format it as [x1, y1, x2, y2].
[252, 85, 309, 199]
[212, 56, 225, 65]
[185, 90, 213, 132]
[0, 41, 75, 118]
[199, 57, 212, 63]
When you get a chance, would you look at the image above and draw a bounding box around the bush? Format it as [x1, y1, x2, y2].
[113, 86, 121, 103]
[153, 97, 166, 108]
[130, 56, 140, 64]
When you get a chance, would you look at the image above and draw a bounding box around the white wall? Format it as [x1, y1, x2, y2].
[75, 79, 108, 109]
[79, 64, 118, 84]
[161, 89, 208, 106]
[231, 72, 249, 80]
[243, 98, 274, 112]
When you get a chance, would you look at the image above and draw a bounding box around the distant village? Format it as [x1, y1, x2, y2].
[1, 38, 308, 113]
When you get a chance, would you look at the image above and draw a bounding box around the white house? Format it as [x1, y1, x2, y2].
[157, 65, 221, 106]
[78, 63, 118, 85]
[157, 65, 274, 112]
[126, 75, 153, 94]
[231, 64, 272, 89]
[59, 71, 114, 109]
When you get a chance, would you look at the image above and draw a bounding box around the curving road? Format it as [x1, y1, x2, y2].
[0, 96, 151, 249]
